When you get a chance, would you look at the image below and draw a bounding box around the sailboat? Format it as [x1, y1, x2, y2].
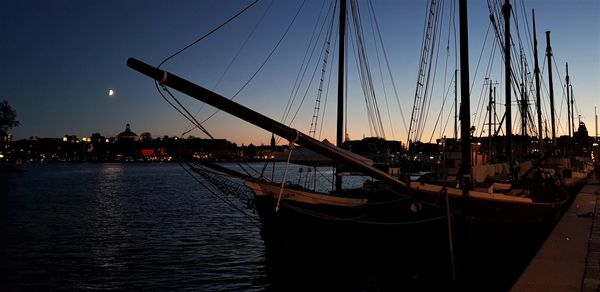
[127, 0, 577, 288]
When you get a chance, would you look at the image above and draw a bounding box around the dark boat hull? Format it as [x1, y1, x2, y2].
[251, 182, 570, 291]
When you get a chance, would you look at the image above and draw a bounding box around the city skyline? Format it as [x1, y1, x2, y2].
[1, 0, 598, 145]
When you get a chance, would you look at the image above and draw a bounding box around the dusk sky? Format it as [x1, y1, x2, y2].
[1, 0, 598, 145]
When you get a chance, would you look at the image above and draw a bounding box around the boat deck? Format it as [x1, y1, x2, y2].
[511, 169, 600, 291]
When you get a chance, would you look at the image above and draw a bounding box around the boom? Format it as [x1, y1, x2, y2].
[127, 58, 410, 192]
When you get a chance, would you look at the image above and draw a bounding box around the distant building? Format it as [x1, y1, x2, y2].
[2, 125, 242, 162]
[141, 132, 152, 141]
[116, 123, 140, 142]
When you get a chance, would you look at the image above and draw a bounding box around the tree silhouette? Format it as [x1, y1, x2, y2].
[0, 100, 19, 136]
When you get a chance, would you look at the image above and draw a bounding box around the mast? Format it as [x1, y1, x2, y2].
[454, 69, 458, 140]
[532, 9, 543, 152]
[488, 79, 493, 161]
[520, 50, 527, 138]
[459, 0, 471, 191]
[503, 0, 512, 165]
[336, 0, 346, 192]
[596, 106, 598, 139]
[521, 83, 527, 137]
[566, 63, 571, 136]
[546, 31, 556, 142]
[571, 84, 575, 136]
[494, 85, 497, 136]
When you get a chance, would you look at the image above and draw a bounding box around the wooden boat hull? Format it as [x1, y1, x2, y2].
[246, 181, 450, 245]
[246, 179, 567, 242]
[246, 179, 568, 290]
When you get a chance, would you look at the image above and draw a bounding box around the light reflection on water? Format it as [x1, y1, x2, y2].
[0, 163, 266, 291]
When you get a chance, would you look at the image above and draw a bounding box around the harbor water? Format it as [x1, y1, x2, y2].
[1, 163, 267, 290]
[1, 163, 397, 291]
[1, 162, 552, 291]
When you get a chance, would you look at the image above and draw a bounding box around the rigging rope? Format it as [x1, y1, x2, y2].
[349, 0, 386, 139]
[288, 5, 334, 127]
[164, 0, 309, 140]
[154, 0, 260, 139]
[367, 1, 396, 140]
[408, 0, 443, 145]
[281, 0, 332, 126]
[318, 27, 338, 140]
[200, 0, 308, 126]
[368, 0, 410, 138]
[309, 2, 337, 138]
[178, 160, 261, 227]
[158, 0, 260, 69]
[156, 85, 214, 139]
[418, 5, 444, 142]
[470, 23, 492, 127]
[429, 0, 458, 142]
[181, 0, 275, 137]
[487, 0, 540, 137]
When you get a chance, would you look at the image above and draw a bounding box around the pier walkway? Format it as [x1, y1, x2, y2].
[512, 171, 600, 291]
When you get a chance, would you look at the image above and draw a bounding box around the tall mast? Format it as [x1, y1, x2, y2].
[494, 85, 497, 136]
[503, 0, 512, 164]
[454, 69, 458, 140]
[532, 9, 543, 152]
[571, 83, 575, 136]
[546, 31, 556, 142]
[520, 49, 526, 138]
[566, 63, 571, 136]
[521, 83, 527, 137]
[488, 79, 493, 161]
[335, 0, 346, 192]
[459, 0, 471, 191]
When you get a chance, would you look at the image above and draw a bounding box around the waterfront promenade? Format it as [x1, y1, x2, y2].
[512, 169, 600, 291]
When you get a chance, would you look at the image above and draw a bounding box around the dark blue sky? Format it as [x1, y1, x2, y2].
[1, 0, 598, 144]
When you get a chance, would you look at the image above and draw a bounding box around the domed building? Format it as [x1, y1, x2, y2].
[116, 123, 140, 142]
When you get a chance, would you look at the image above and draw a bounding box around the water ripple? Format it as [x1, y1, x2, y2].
[1, 163, 267, 290]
